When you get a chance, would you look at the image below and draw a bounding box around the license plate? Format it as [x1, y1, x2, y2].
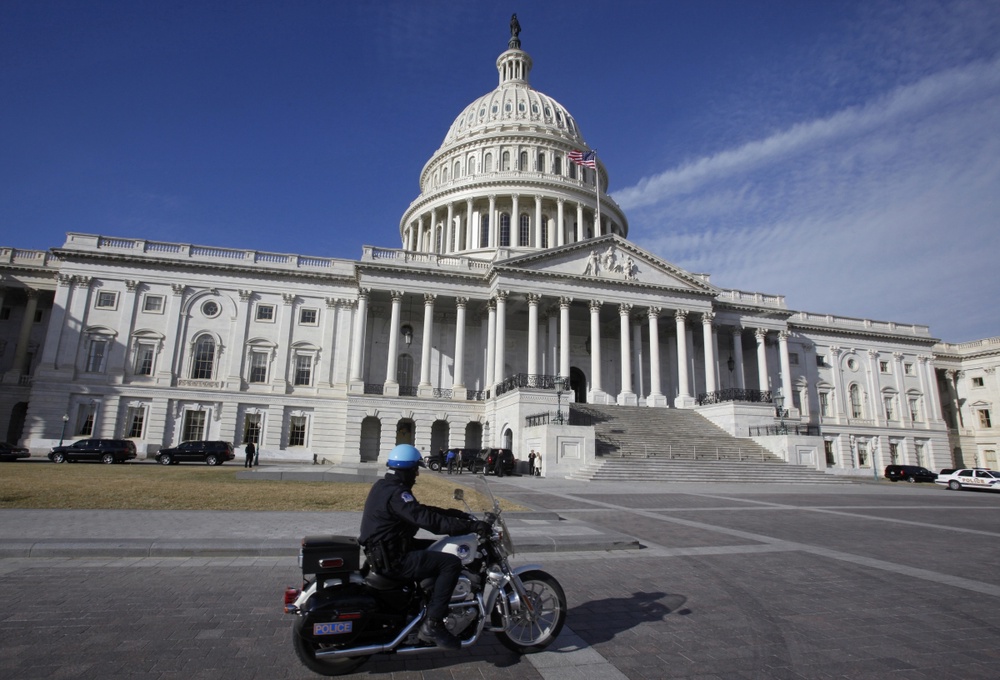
[314, 621, 353, 635]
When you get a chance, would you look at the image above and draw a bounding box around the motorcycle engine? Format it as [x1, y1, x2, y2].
[449, 574, 474, 602]
[444, 574, 480, 636]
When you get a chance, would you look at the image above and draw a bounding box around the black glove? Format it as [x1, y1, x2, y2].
[471, 520, 492, 538]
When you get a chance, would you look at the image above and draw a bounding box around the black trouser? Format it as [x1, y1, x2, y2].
[245, 454, 253, 468]
[395, 539, 462, 622]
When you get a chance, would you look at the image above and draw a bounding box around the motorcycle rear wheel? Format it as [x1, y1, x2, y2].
[495, 569, 567, 654]
[292, 616, 368, 676]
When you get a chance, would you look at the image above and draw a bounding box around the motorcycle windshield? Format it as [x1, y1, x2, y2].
[470, 475, 515, 557]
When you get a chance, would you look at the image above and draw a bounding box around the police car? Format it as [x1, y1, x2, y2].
[934, 468, 1000, 492]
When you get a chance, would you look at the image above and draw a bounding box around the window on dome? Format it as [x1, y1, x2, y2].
[502, 151, 510, 171]
[468, 155, 476, 173]
[519, 214, 530, 247]
[519, 151, 527, 171]
[544, 107, 551, 117]
[442, 166, 448, 182]
[485, 153, 493, 172]
[554, 157, 562, 175]
[480, 215, 489, 248]
[491, 105, 498, 114]
[499, 214, 511, 247]
[518, 102, 525, 112]
[454, 160, 461, 178]
[532, 104, 539, 114]
[505, 102, 511, 112]
[537, 152, 545, 172]
[479, 108, 485, 118]
[541, 216, 549, 248]
[569, 163, 576, 179]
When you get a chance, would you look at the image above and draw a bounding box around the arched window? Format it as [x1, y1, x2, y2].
[191, 335, 215, 380]
[442, 166, 449, 182]
[468, 155, 476, 174]
[454, 160, 461, 178]
[435, 226, 443, 254]
[501, 151, 510, 171]
[519, 151, 527, 171]
[537, 152, 546, 172]
[541, 216, 549, 248]
[519, 214, 530, 246]
[484, 153, 493, 172]
[499, 213, 511, 247]
[480, 214, 490, 248]
[568, 162, 576, 179]
[554, 156, 562, 175]
[849, 384, 863, 418]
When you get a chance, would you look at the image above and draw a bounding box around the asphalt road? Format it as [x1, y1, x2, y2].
[2, 477, 999, 679]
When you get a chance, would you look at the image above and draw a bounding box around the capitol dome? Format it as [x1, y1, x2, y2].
[399, 19, 628, 259]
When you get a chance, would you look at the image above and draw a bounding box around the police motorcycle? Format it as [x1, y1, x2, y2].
[283, 474, 567, 676]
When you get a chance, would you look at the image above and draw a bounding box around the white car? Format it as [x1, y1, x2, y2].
[935, 468, 1000, 492]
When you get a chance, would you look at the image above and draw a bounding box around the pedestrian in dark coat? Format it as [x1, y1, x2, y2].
[244, 441, 256, 469]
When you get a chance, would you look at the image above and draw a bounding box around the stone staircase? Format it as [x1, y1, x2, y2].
[567, 403, 851, 484]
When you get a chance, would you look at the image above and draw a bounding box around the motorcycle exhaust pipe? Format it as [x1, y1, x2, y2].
[314, 615, 423, 659]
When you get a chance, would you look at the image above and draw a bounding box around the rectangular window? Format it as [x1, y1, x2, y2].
[243, 413, 261, 445]
[34, 309, 43, 323]
[819, 392, 830, 417]
[978, 409, 993, 429]
[299, 308, 318, 325]
[182, 410, 206, 441]
[95, 291, 118, 309]
[143, 295, 164, 313]
[288, 415, 307, 447]
[824, 440, 835, 466]
[255, 304, 275, 322]
[884, 396, 895, 420]
[914, 441, 925, 466]
[86, 338, 108, 373]
[125, 406, 145, 439]
[972, 377, 985, 388]
[134, 344, 154, 376]
[888, 442, 899, 464]
[0, 307, 10, 321]
[904, 363, 914, 376]
[879, 360, 890, 374]
[816, 355, 826, 367]
[909, 398, 920, 422]
[788, 353, 799, 365]
[76, 404, 96, 436]
[858, 442, 869, 467]
[294, 355, 312, 386]
[248, 351, 268, 383]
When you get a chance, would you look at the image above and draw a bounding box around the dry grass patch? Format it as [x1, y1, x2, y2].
[0, 463, 525, 512]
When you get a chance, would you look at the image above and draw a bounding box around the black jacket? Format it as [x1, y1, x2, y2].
[358, 473, 472, 563]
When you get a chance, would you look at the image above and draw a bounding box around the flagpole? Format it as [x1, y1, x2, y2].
[593, 151, 602, 237]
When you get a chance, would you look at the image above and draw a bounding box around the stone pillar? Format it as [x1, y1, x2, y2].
[534, 195, 543, 248]
[778, 330, 793, 409]
[488, 195, 497, 249]
[465, 199, 474, 251]
[429, 208, 438, 253]
[547, 307, 558, 378]
[556, 199, 565, 247]
[445, 203, 454, 254]
[559, 297, 571, 379]
[418, 293, 435, 391]
[452, 297, 468, 399]
[918, 355, 941, 424]
[526, 293, 540, 375]
[617, 304, 636, 405]
[674, 310, 694, 408]
[588, 301, 605, 402]
[383, 291, 402, 396]
[702, 311, 717, 394]
[494, 291, 508, 384]
[485, 299, 496, 388]
[9, 289, 39, 378]
[576, 202, 584, 242]
[156, 282, 182, 385]
[348, 289, 369, 391]
[632, 314, 644, 399]
[39, 275, 74, 370]
[732, 327, 746, 389]
[755, 328, 770, 393]
[829, 347, 845, 423]
[511, 194, 519, 246]
[647, 307, 666, 406]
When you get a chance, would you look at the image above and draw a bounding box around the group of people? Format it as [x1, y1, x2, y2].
[444, 448, 464, 474]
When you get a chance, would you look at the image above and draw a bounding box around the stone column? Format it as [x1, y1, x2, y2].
[418, 293, 435, 392]
[556, 199, 565, 247]
[589, 301, 605, 402]
[534, 195, 543, 248]
[576, 202, 584, 242]
[452, 297, 468, 399]
[918, 355, 941, 424]
[157, 282, 182, 385]
[494, 290, 508, 384]
[445, 203, 454, 254]
[9, 289, 38, 378]
[647, 307, 666, 406]
[778, 330, 793, 408]
[488, 195, 497, 249]
[485, 299, 496, 388]
[617, 304, 636, 405]
[225, 288, 251, 387]
[559, 297, 571, 379]
[39, 275, 74, 370]
[732, 327, 746, 389]
[547, 307, 558, 378]
[702, 311, 716, 394]
[526, 293, 540, 375]
[348, 289, 369, 391]
[755, 328, 770, 393]
[511, 194, 520, 246]
[632, 314, 644, 399]
[383, 291, 403, 396]
[465, 199, 474, 251]
[429, 208, 438, 253]
[674, 310, 694, 408]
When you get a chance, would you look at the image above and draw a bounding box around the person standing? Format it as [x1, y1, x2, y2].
[528, 450, 536, 476]
[493, 450, 504, 478]
[244, 441, 256, 469]
[456, 449, 463, 475]
[446, 448, 455, 474]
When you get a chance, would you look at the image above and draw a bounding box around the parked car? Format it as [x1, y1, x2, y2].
[476, 448, 516, 476]
[49, 439, 137, 464]
[934, 468, 1000, 492]
[155, 441, 235, 466]
[0, 442, 30, 461]
[426, 448, 477, 472]
[884, 465, 937, 483]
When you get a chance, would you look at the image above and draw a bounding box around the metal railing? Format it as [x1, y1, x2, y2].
[696, 388, 772, 405]
[495, 373, 558, 397]
[466, 390, 488, 401]
[363, 383, 384, 395]
[748, 424, 821, 437]
[432, 388, 453, 399]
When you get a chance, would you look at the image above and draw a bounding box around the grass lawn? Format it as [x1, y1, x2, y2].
[0, 462, 519, 512]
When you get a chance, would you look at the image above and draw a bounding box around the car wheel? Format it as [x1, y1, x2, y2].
[101, 453, 115, 464]
[948, 480, 962, 490]
[206, 454, 219, 466]
[428, 460, 441, 472]
[158, 455, 172, 466]
[52, 452, 66, 464]
[906, 476, 916, 483]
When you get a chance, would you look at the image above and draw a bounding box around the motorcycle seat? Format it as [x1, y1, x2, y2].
[364, 572, 436, 593]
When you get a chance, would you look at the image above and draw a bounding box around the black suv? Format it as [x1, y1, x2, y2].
[427, 448, 477, 472]
[49, 439, 137, 464]
[156, 441, 235, 466]
[476, 448, 516, 476]
[884, 465, 937, 483]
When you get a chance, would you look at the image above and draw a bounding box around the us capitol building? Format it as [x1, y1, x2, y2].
[1, 22, 996, 478]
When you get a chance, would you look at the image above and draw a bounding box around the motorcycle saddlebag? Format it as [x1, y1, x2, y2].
[300, 535, 361, 578]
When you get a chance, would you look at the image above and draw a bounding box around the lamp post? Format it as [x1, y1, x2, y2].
[727, 354, 735, 390]
[59, 414, 69, 447]
[773, 392, 787, 435]
[554, 376, 565, 424]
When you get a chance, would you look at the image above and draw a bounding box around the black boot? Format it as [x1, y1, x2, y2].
[418, 618, 461, 650]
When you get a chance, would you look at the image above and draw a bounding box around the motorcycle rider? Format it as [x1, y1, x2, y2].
[358, 444, 488, 650]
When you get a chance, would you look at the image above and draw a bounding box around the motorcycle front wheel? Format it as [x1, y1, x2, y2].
[291, 616, 368, 677]
[495, 569, 567, 654]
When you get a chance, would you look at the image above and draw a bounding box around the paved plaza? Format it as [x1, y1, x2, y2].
[2, 475, 999, 678]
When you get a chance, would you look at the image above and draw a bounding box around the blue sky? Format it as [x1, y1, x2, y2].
[2, 0, 998, 343]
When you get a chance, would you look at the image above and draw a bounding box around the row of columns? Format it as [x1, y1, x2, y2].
[346, 289, 791, 407]
[1, 285, 42, 382]
[403, 195, 612, 254]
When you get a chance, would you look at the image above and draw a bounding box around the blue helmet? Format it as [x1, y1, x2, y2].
[387, 444, 425, 469]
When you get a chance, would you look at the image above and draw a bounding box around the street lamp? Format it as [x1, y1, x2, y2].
[59, 414, 69, 447]
[554, 376, 566, 424]
[773, 392, 787, 435]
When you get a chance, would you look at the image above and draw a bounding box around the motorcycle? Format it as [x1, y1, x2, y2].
[283, 475, 567, 676]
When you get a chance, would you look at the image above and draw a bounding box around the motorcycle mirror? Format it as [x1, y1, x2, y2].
[453, 489, 464, 501]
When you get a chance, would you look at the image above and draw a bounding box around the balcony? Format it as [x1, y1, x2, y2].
[696, 388, 773, 405]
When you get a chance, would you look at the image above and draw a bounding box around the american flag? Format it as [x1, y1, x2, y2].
[568, 149, 597, 168]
